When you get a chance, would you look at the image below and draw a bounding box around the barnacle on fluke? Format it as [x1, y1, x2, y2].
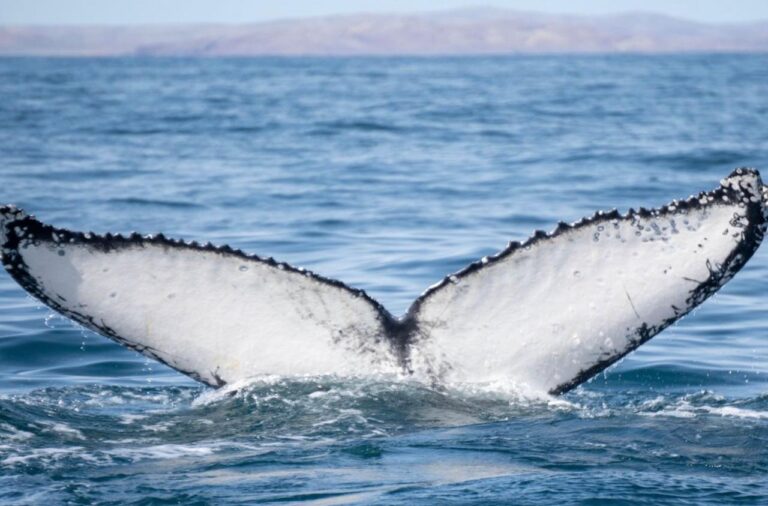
[1, 168, 766, 394]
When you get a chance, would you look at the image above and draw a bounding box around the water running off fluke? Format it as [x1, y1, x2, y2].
[1, 168, 766, 395]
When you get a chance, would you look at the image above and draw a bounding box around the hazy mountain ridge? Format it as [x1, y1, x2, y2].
[1, 8, 766, 56]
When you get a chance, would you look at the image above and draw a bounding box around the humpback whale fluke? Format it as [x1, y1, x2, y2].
[1, 168, 766, 394]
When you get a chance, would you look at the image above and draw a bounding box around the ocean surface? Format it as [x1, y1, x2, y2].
[1, 55, 767, 504]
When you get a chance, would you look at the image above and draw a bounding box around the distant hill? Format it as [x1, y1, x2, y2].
[1, 8, 767, 56]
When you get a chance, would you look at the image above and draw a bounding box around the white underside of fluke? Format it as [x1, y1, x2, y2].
[1, 168, 766, 394]
[409, 201, 746, 391]
[10, 242, 400, 386]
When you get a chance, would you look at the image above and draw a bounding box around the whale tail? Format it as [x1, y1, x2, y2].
[1, 168, 766, 394]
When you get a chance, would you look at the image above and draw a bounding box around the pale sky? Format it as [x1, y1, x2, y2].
[1, 0, 766, 25]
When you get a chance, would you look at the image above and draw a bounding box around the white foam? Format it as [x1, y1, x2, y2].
[640, 400, 698, 419]
[39, 422, 85, 440]
[141, 421, 175, 432]
[2, 446, 84, 466]
[118, 414, 148, 425]
[108, 443, 215, 460]
[637, 393, 768, 420]
[702, 405, 768, 419]
[0, 423, 33, 441]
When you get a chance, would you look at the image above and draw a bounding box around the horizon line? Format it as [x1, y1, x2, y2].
[2, 7, 767, 28]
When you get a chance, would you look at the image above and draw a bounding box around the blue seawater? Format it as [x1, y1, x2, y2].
[1, 55, 767, 504]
